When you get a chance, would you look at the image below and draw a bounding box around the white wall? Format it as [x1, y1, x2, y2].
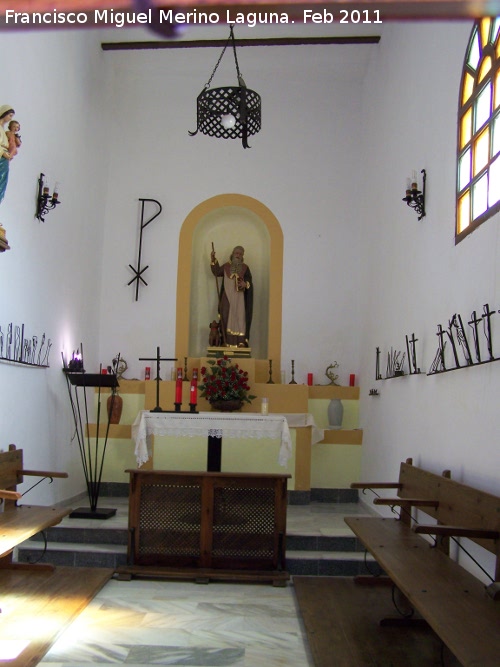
[96, 39, 367, 384]
[358, 21, 500, 500]
[0, 28, 109, 502]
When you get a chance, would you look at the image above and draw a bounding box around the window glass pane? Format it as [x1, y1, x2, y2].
[467, 29, 481, 69]
[488, 156, 500, 205]
[479, 56, 492, 81]
[459, 149, 471, 190]
[462, 72, 475, 104]
[492, 114, 500, 156]
[473, 128, 490, 175]
[460, 108, 472, 147]
[495, 71, 500, 108]
[475, 83, 492, 131]
[472, 173, 488, 219]
[457, 192, 470, 233]
[493, 18, 500, 44]
[481, 18, 491, 47]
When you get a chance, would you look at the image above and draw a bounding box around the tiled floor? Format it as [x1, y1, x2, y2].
[41, 578, 313, 667]
[38, 500, 373, 666]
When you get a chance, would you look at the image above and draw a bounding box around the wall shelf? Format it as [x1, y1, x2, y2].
[427, 356, 500, 376]
[319, 429, 363, 445]
[0, 357, 48, 369]
[308, 385, 359, 400]
[378, 371, 422, 381]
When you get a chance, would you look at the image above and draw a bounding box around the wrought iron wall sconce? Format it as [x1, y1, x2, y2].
[189, 26, 261, 149]
[36, 173, 61, 222]
[402, 168, 426, 220]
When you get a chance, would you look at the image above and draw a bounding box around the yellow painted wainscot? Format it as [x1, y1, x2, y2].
[90, 367, 362, 491]
[307, 385, 363, 489]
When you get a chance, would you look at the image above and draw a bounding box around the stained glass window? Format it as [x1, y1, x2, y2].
[456, 18, 500, 242]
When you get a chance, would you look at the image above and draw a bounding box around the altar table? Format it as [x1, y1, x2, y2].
[132, 411, 297, 468]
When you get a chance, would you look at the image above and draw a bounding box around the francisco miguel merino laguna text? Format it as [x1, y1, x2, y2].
[4, 8, 294, 28]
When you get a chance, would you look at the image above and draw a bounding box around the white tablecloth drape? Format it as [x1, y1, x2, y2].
[282, 413, 325, 447]
[132, 411, 298, 467]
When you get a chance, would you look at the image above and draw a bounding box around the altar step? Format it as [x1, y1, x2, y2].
[17, 498, 377, 577]
[17, 531, 373, 576]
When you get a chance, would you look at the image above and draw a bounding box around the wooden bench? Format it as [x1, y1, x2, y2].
[346, 458, 500, 667]
[0, 444, 71, 569]
[0, 445, 115, 667]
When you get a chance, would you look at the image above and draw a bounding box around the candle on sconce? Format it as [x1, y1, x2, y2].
[52, 182, 59, 201]
[411, 170, 418, 190]
[406, 178, 412, 196]
[175, 367, 183, 403]
[190, 368, 198, 404]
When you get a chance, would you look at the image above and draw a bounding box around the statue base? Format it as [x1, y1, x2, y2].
[207, 346, 252, 359]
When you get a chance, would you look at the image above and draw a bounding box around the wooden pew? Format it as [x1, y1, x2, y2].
[345, 458, 500, 667]
[0, 445, 115, 667]
[0, 444, 71, 569]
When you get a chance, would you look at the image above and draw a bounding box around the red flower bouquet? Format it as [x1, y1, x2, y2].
[199, 356, 256, 405]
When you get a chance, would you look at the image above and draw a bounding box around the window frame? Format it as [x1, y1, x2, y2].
[456, 18, 500, 244]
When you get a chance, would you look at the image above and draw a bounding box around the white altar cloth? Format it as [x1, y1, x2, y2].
[132, 411, 295, 467]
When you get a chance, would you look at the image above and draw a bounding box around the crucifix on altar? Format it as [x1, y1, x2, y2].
[139, 346, 177, 412]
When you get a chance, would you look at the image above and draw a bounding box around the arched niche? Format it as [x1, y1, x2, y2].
[176, 194, 283, 367]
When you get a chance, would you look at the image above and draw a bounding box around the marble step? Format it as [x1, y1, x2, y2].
[25, 526, 362, 553]
[17, 497, 376, 573]
[17, 540, 376, 576]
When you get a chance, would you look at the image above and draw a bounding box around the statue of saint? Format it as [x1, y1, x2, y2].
[210, 245, 253, 347]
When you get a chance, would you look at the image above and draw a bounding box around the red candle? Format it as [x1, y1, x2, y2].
[175, 368, 183, 403]
[307, 373, 313, 386]
[349, 374, 356, 387]
[190, 368, 198, 404]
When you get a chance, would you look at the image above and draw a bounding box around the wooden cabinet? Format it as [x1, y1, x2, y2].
[118, 469, 290, 585]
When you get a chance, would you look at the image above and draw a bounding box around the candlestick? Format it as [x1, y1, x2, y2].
[190, 368, 198, 404]
[267, 359, 274, 384]
[175, 367, 183, 403]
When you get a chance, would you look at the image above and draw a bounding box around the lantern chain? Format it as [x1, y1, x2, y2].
[203, 27, 244, 90]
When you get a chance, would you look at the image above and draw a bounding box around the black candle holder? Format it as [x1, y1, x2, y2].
[402, 169, 426, 220]
[189, 403, 198, 413]
[36, 173, 61, 222]
[267, 359, 275, 384]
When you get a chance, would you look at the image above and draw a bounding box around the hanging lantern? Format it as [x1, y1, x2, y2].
[189, 27, 261, 149]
